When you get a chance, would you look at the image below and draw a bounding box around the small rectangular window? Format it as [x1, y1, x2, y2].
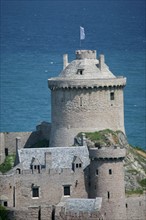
[64, 186, 70, 196]
[76, 164, 79, 168]
[32, 187, 39, 197]
[109, 169, 112, 175]
[96, 169, 98, 175]
[4, 201, 8, 207]
[110, 92, 114, 100]
[80, 97, 83, 106]
[79, 163, 82, 168]
[77, 69, 84, 75]
[108, 191, 110, 199]
[5, 148, 8, 156]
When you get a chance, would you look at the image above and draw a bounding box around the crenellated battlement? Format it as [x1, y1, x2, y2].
[48, 77, 126, 90]
[76, 50, 97, 59]
[89, 147, 126, 159]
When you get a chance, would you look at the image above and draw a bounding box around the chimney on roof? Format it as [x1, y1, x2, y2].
[63, 54, 68, 69]
[16, 137, 21, 150]
[99, 54, 105, 71]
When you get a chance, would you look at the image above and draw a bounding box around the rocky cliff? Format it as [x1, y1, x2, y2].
[76, 130, 146, 194]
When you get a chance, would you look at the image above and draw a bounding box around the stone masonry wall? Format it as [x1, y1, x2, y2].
[0, 133, 5, 164]
[89, 158, 126, 220]
[126, 194, 146, 220]
[0, 122, 51, 164]
[50, 86, 124, 147]
[7, 206, 53, 220]
[0, 168, 87, 209]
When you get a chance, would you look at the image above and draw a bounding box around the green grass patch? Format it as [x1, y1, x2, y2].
[138, 178, 146, 188]
[0, 154, 15, 174]
[125, 188, 143, 195]
[85, 129, 112, 141]
[127, 169, 139, 175]
[0, 205, 8, 220]
[84, 129, 120, 147]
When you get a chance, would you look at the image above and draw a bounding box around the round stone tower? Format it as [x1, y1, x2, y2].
[89, 147, 126, 220]
[48, 50, 126, 147]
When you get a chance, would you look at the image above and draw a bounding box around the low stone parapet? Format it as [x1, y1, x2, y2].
[89, 147, 126, 159]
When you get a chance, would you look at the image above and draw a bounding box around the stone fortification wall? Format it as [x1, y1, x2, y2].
[89, 156, 126, 220]
[0, 167, 87, 209]
[7, 206, 53, 220]
[49, 86, 125, 147]
[3, 195, 146, 220]
[0, 122, 51, 164]
[89, 147, 126, 159]
[126, 194, 146, 220]
[0, 133, 5, 164]
[4, 132, 33, 150]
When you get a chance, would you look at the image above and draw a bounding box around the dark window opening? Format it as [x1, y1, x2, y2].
[96, 169, 98, 175]
[72, 163, 75, 171]
[109, 169, 112, 175]
[75, 163, 82, 168]
[16, 168, 21, 174]
[77, 69, 84, 75]
[110, 92, 114, 100]
[5, 148, 8, 156]
[32, 187, 39, 197]
[107, 191, 110, 199]
[4, 201, 8, 207]
[126, 203, 128, 208]
[52, 208, 55, 220]
[38, 208, 41, 220]
[80, 97, 83, 106]
[13, 186, 15, 207]
[31, 165, 41, 173]
[64, 186, 70, 196]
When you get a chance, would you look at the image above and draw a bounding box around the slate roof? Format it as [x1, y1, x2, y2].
[58, 197, 102, 212]
[17, 146, 90, 170]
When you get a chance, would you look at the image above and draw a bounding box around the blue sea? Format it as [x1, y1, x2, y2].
[0, 0, 145, 149]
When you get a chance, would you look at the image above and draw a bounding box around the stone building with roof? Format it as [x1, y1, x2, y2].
[0, 50, 145, 220]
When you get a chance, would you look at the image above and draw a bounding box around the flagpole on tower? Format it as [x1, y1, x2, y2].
[80, 26, 85, 48]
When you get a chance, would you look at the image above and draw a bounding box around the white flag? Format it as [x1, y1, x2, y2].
[80, 26, 85, 40]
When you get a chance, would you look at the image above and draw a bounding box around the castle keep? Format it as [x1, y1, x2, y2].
[0, 50, 145, 220]
[48, 50, 126, 147]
